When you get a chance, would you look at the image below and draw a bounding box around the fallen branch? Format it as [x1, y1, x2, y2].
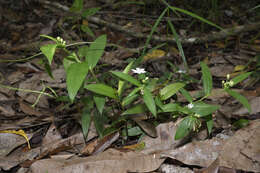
[40, 0, 260, 45]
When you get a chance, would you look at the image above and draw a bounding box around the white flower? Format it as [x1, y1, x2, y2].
[188, 38, 196, 42]
[132, 68, 146, 74]
[177, 70, 186, 74]
[187, 103, 194, 109]
[226, 74, 230, 80]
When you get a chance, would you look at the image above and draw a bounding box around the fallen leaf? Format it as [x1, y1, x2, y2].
[30, 148, 164, 173]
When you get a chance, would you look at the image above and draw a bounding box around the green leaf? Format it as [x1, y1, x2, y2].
[143, 88, 156, 117]
[85, 84, 117, 99]
[40, 35, 57, 42]
[44, 61, 53, 79]
[155, 95, 164, 110]
[40, 44, 57, 65]
[224, 88, 251, 113]
[80, 25, 95, 38]
[160, 82, 185, 100]
[141, 8, 168, 56]
[122, 104, 147, 115]
[200, 62, 212, 96]
[85, 35, 106, 69]
[78, 46, 88, 59]
[190, 102, 219, 117]
[167, 20, 188, 72]
[230, 72, 252, 87]
[175, 116, 200, 140]
[66, 62, 89, 101]
[232, 119, 249, 129]
[70, 0, 83, 12]
[111, 71, 142, 87]
[122, 126, 143, 137]
[161, 103, 180, 112]
[81, 108, 91, 139]
[179, 88, 193, 103]
[118, 61, 135, 97]
[63, 57, 75, 72]
[94, 95, 106, 114]
[163, 0, 223, 30]
[93, 110, 104, 138]
[205, 115, 213, 134]
[82, 7, 100, 17]
[122, 94, 139, 107]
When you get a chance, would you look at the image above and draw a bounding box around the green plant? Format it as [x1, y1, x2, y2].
[37, 1, 252, 141]
[69, 0, 100, 38]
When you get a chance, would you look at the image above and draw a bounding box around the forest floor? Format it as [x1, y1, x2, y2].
[0, 0, 259, 173]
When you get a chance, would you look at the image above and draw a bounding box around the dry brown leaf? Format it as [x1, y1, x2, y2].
[210, 65, 234, 78]
[161, 120, 260, 172]
[161, 137, 225, 167]
[30, 148, 165, 173]
[140, 121, 188, 155]
[19, 99, 43, 116]
[41, 124, 62, 146]
[218, 119, 260, 172]
[0, 132, 32, 157]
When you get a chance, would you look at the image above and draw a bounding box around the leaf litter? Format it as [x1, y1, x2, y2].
[0, 0, 259, 173]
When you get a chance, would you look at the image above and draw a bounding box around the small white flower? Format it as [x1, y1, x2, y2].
[132, 68, 146, 74]
[188, 38, 196, 42]
[187, 103, 194, 109]
[177, 70, 186, 74]
[226, 74, 230, 80]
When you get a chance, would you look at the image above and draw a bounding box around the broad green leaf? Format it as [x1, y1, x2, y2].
[161, 103, 180, 112]
[118, 61, 134, 97]
[230, 72, 252, 87]
[81, 108, 91, 139]
[66, 62, 89, 101]
[40, 44, 57, 65]
[160, 82, 185, 100]
[205, 115, 213, 134]
[78, 46, 88, 59]
[200, 62, 212, 96]
[82, 7, 100, 17]
[70, 0, 83, 12]
[127, 87, 142, 97]
[155, 96, 164, 110]
[44, 61, 53, 79]
[94, 95, 106, 114]
[143, 88, 156, 117]
[122, 126, 143, 137]
[207, 119, 213, 134]
[111, 71, 142, 87]
[224, 88, 251, 113]
[175, 116, 200, 140]
[85, 35, 106, 69]
[93, 110, 104, 138]
[85, 84, 117, 99]
[179, 88, 193, 103]
[122, 94, 139, 107]
[63, 57, 75, 72]
[190, 102, 219, 117]
[122, 104, 147, 115]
